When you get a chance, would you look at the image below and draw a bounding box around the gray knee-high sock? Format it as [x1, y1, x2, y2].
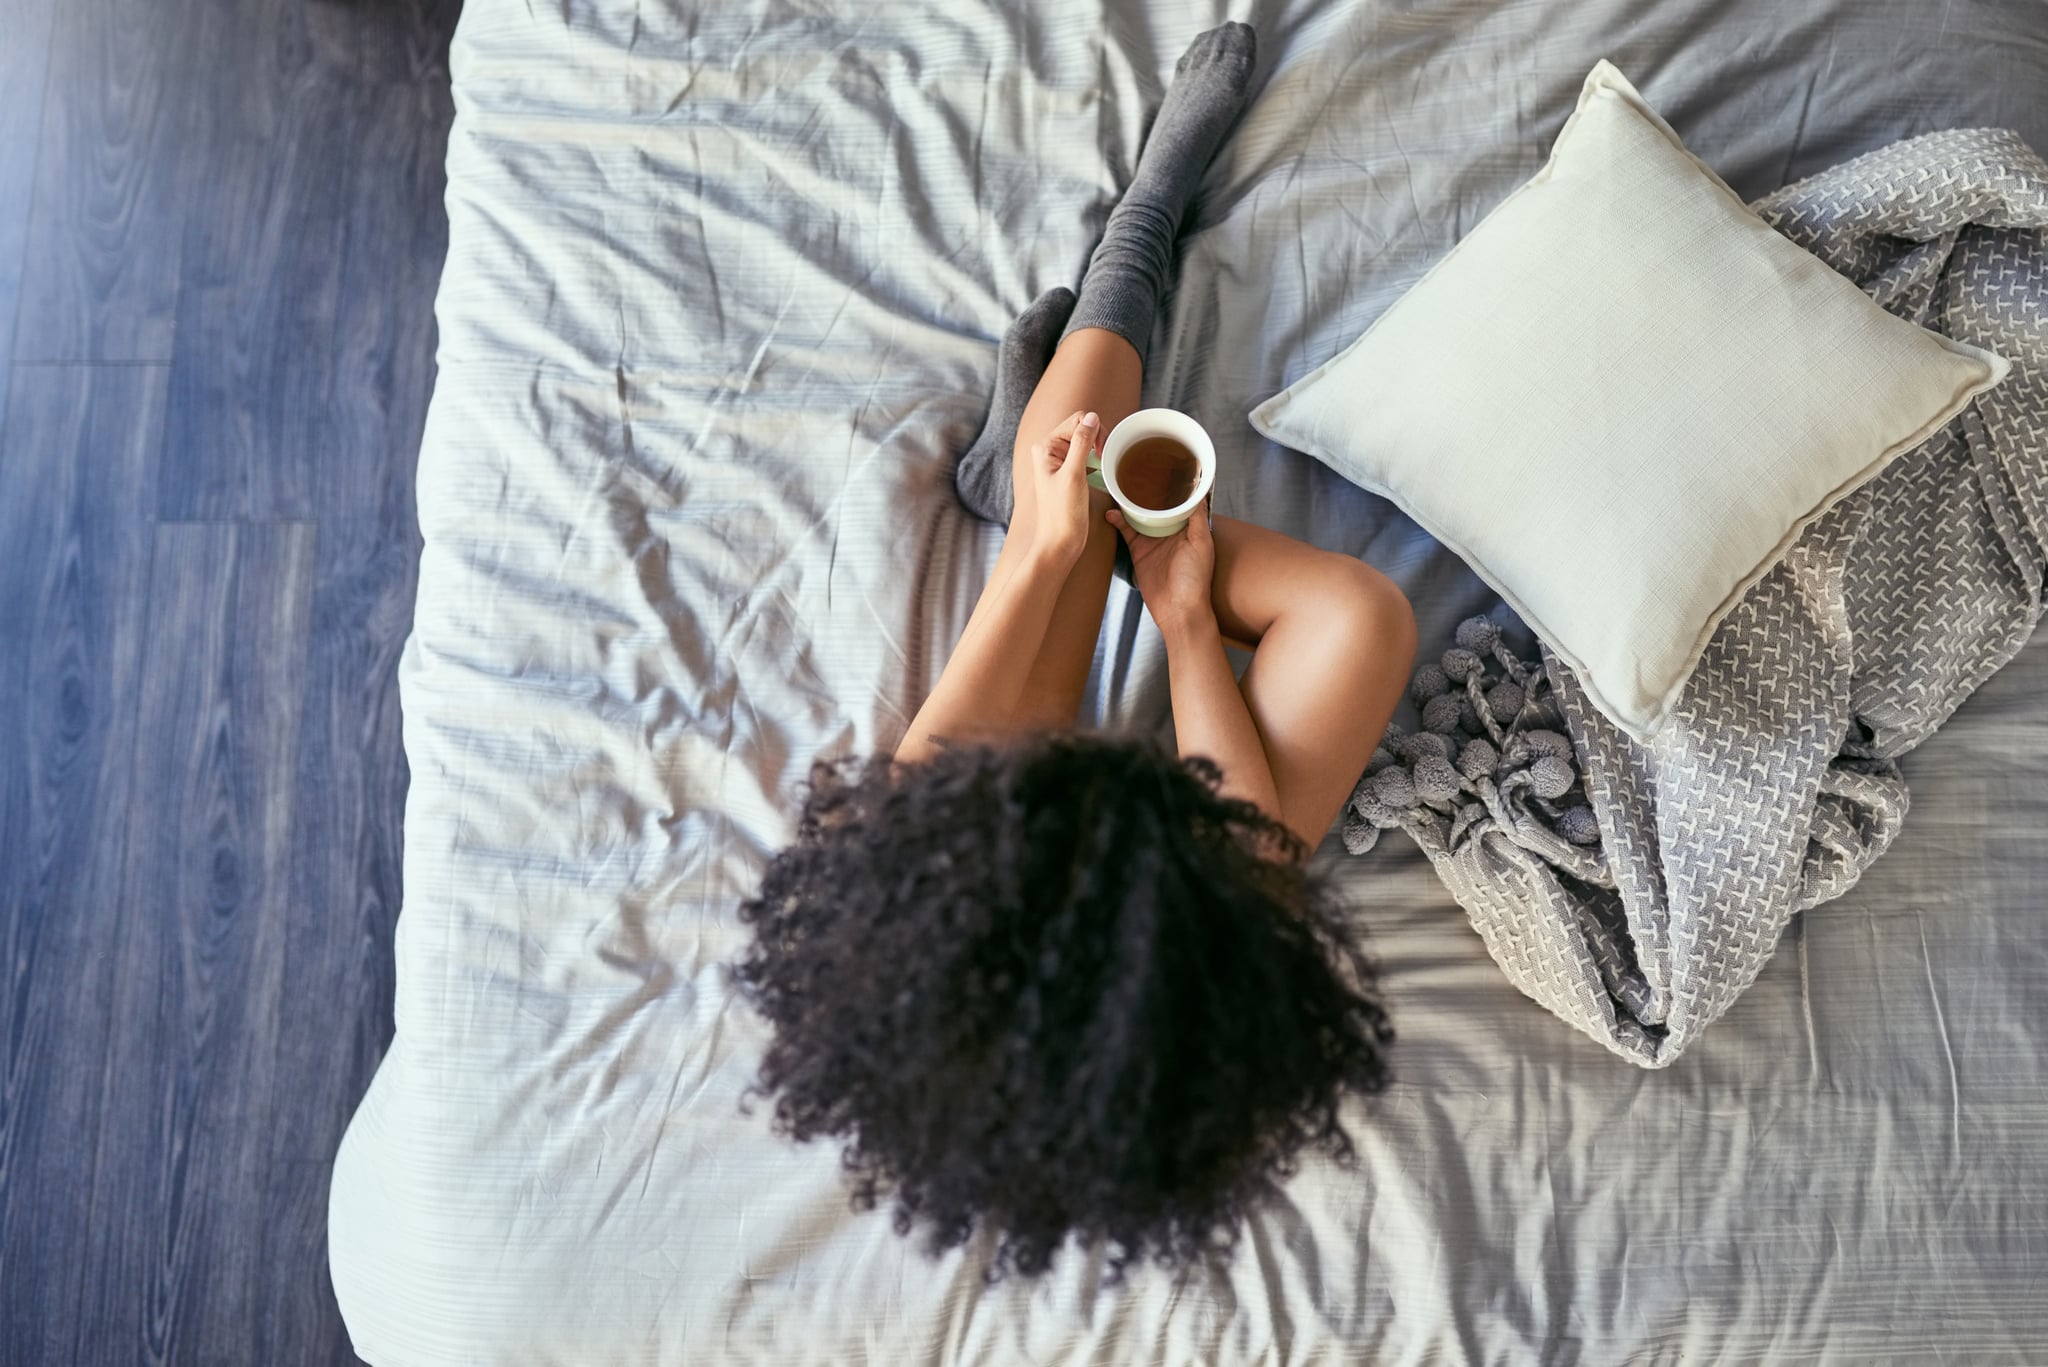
[1063, 22, 1257, 364]
[953, 286, 1077, 526]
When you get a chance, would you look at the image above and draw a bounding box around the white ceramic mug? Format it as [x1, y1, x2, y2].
[1085, 407, 1217, 537]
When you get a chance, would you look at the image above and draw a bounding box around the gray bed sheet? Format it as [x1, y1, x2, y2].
[329, 0, 2048, 1361]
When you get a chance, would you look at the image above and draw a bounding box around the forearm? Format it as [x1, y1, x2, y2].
[896, 544, 1074, 762]
[1159, 608, 1282, 821]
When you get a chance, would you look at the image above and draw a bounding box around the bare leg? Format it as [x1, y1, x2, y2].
[951, 326, 1410, 849]
[949, 17, 1261, 730]
[1207, 516, 1417, 849]
[960, 326, 1141, 733]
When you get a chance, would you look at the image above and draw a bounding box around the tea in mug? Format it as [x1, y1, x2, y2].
[1116, 437, 1201, 511]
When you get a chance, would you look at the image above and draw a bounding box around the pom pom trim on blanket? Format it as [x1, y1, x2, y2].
[1339, 127, 2048, 1067]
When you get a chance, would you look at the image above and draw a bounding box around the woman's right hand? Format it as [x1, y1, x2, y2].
[1108, 499, 1217, 636]
[1025, 410, 1101, 571]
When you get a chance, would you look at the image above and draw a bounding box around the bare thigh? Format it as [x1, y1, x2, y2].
[959, 330, 1410, 846]
[1207, 516, 1417, 850]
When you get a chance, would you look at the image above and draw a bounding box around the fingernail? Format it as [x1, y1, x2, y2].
[1081, 412, 1099, 429]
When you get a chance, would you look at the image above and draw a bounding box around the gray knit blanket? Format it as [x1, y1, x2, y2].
[1344, 129, 2048, 1066]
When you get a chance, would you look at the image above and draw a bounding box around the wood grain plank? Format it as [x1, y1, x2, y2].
[264, 1158, 365, 1367]
[0, 0, 59, 438]
[306, 0, 463, 87]
[252, 512, 415, 1367]
[314, 53, 453, 525]
[13, 0, 200, 362]
[7, 2, 456, 1360]
[267, 512, 415, 1163]
[160, 0, 456, 522]
[159, 0, 348, 523]
[75, 520, 315, 1364]
[0, 363, 166, 1365]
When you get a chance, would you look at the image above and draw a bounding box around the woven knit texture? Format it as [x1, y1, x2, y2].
[1348, 128, 2048, 1066]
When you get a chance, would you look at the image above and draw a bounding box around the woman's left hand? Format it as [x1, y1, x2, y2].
[1109, 497, 1216, 637]
[1027, 409, 1100, 569]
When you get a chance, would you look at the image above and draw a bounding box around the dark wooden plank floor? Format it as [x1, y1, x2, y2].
[0, 1, 461, 1362]
[0, 0, 59, 439]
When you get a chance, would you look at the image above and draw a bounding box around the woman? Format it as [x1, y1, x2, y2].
[734, 23, 1416, 1286]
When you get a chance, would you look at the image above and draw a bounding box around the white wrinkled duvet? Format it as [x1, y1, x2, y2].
[331, 0, 2048, 1361]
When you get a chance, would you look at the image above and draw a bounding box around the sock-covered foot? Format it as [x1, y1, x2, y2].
[954, 286, 1078, 525]
[1064, 22, 1257, 363]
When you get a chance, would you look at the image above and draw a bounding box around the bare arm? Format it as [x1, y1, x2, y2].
[895, 544, 1077, 762]
[896, 411, 1102, 764]
[1158, 606, 1282, 818]
[1110, 504, 1284, 827]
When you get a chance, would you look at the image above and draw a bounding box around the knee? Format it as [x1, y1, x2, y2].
[1315, 554, 1417, 672]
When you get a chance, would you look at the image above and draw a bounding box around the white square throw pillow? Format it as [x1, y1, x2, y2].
[1248, 60, 2009, 741]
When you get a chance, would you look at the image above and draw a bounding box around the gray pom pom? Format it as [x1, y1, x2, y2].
[1412, 754, 1463, 803]
[1369, 766, 1418, 809]
[1523, 729, 1573, 761]
[1440, 648, 1483, 683]
[1352, 789, 1398, 827]
[1455, 617, 1500, 654]
[1557, 805, 1601, 845]
[1409, 663, 1450, 704]
[1394, 732, 1452, 764]
[1342, 808, 1381, 854]
[1529, 754, 1575, 800]
[1457, 737, 1499, 779]
[1484, 680, 1525, 722]
[1421, 693, 1464, 735]
[1364, 746, 1395, 776]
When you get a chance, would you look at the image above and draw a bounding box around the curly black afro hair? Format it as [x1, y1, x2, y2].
[731, 731, 1395, 1285]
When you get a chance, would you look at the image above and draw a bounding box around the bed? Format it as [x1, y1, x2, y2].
[329, 0, 2048, 1361]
